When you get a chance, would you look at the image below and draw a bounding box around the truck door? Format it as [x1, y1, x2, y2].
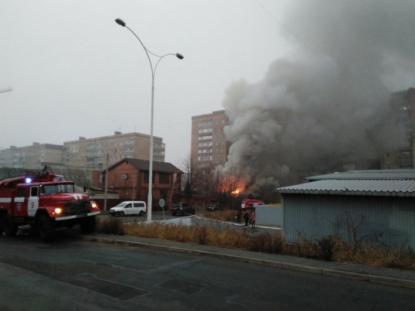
[14, 186, 28, 217]
[28, 187, 39, 217]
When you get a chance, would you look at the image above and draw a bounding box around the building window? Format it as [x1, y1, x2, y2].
[159, 173, 170, 184]
[143, 172, 155, 184]
[198, 155, 212, 162]
[198, 128, 213, 134]
[198, 142, 213, 148]
[198, 148, 212, 154]
[198, 135, 212, 141]
[198, 121, 212, 128]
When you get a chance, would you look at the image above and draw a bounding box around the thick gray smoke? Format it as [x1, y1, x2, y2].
[222, 0, 415, 190]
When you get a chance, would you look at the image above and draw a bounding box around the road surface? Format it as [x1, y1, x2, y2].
[0, 233, 414, 311]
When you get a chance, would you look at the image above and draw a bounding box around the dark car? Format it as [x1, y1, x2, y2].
[206, 202, 221, 211]
[170, 203, 195, 216]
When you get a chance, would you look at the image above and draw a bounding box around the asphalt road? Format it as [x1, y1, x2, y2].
[0, 233, 414, 311]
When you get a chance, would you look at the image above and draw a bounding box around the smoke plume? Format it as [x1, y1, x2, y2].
[222, 0, 415, 190]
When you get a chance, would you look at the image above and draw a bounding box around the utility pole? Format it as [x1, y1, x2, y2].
[104, 153, 109, 213]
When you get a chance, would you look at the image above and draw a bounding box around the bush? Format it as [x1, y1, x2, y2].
[318, 236, 336, 261]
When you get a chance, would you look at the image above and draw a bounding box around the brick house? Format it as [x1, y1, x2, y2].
[102, 158, 182, 209]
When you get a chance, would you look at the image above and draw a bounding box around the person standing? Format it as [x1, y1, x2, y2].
[249, 209, 256, 229]
[243, 211, 250, 226]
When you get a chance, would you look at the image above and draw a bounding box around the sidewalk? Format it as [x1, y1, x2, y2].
[83, 234, 415, 290]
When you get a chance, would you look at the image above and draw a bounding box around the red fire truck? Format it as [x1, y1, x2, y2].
[0, 172, 100, 241]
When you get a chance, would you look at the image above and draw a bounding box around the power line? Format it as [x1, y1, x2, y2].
[252, 0, 283, 28]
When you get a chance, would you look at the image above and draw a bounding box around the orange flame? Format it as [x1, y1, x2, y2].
[218, 175, 246, 195]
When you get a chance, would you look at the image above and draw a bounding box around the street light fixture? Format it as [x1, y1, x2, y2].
[115, 18, 183, 223]
[0, 87, 12, 94]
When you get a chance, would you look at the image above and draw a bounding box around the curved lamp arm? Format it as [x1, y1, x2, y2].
[115, 18, 184, 78]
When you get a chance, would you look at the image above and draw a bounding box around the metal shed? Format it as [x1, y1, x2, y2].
[278, 170, 415, 249]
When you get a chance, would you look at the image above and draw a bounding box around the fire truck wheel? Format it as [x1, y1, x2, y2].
[0, 214, 5, 235]
[36, 214, 55, 242]
[3, 217, 18, 237]
[80, 217, 96, 234]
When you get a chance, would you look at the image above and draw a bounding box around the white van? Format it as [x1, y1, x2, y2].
[109, 201, 147, 216]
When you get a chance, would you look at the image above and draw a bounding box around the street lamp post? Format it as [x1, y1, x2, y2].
[115, 18, 183, 223]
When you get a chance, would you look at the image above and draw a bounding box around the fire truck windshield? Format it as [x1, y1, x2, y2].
[41, 184, 75, 195]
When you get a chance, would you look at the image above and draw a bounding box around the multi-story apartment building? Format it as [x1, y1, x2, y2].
[0, 143, 64, 169]
[63, 131, 165, 170]
[191, 110, 228, 170]
[382, 88, 415, 169]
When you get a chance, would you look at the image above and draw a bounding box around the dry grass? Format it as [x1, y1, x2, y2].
[289, 237, 415, 270]
[333, 240, 415, 269]
[96, 216, 125, 235]
[201, 210, 239, 222]
[124, 223, 252, 249]
[99, 217, 415, 270]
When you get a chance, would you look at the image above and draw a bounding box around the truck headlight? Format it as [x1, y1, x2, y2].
[54, 207, 63, 215]
[91, 201, 99, 209]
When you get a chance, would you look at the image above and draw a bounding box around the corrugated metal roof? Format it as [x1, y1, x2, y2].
[278, 179, 415, 197]
[307, 169, 415, 181]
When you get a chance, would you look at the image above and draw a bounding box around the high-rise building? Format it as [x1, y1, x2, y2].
[382, 88, 415, 169]
[63, 131, 165, 170]
[0, 143, 64, 169]
[191, 110, 228, 170]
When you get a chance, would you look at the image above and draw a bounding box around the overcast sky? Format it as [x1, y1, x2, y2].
[0, 0, 289, 166]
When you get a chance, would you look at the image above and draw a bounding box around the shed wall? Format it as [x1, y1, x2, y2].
[256, 206, 283, 227]
[283, 194, 415, 249]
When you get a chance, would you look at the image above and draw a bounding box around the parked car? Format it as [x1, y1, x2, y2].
[206, 202, 221, 211]
[109, 201, 147, 216]
[170, 203, 195, 216]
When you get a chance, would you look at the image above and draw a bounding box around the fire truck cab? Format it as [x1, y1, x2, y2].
[0, 172, 100, 241]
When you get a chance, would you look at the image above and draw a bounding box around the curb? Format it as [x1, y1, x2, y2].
[83, 235, 415, 290]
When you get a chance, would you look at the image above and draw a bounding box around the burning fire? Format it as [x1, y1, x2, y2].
[231, 188, 241, 196]
[218, 175, 246, 196]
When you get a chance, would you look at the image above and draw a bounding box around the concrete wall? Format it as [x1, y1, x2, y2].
[256, 205, 283, 227]
[283, 194, 415, 249]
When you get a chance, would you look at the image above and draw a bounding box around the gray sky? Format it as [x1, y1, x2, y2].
[0, 0, 288, 166]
